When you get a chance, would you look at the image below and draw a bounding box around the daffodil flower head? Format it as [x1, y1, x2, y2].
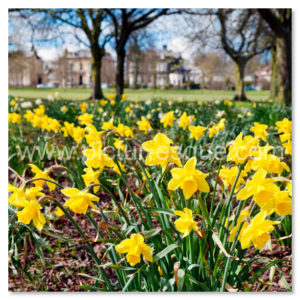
[160, 111, 176, 128]
[28, 164, 56, 191]
[82, 167, 101, 193]
[115, 233, 153, 266]
[237, 169, 279, 206]
[250, 122, 268, 142]
[142, 133, 182, 172]
[61, 187, 99, 214]
[276, 118, 292, 136]
[188, 125, 206, 141]
[82, 141, 115, 171]
[178, 112, 193, 129]
[137, 116, 152, 133]
[8, 184, 46, 230]
[113, 138, 125, 152]
[168, 157, 209, 199]
[227, 133, 259, 165]
[102, 120, 114, 130]
[240, 211, 280, 250]
[219, 165, 247, 192]
[228, 209, 250, 242]
[78, 113, 93, 126]
[174, 208, 199, 237]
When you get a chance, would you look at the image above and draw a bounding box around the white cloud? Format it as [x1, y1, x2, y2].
[37, 48, 60, 62]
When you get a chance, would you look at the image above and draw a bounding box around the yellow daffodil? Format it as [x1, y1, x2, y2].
[61, 121, 74, 137]
[137, 116, 152, 133]
[125, 107, 130, 113]
[141, 169, 151, 182]
[250, 122, 268, 142]
[160, 111, 176, 128]
[28, 164, 56, 191]
[82, 167, 101, 193]
[228, 209, 250, 242]
[246, 153, 290, 175]
[9, 113, 22, 124]
[276, 118, 292, 141]
[83, 141, 115, 171]
[275, 118, 292, 156]
[8, 185, 46, 230]
[158, 265, 163, 276]
[106, 94, 115, 100]
[115, 233, 153, 266]
[209, 118, 226, 138]
[174, 208, 199, 237]
[80, 102, 87, 113]
[114, 123, 134, 138]
[237, 169, 280, 207]
[78, 113, 93, 126]
[9, 185, 45, 208]
[227, 133, 259, 165]
[61, 187, 99, 214]
[114, 138, 125, 152]
[282, 139, 292, 155]
[102, 120, 114, 130]
[208, 124, 219, 138]
[179, 112, 193, 130]
[56, 207, 65, 217]
[24, 110, 35, 122]
[112, 161, 126, 175]
[142, 133, 182, 171]
[219, 165, 247, 192]
[273, 191, 292, 216]
[188, 125, 206, 140]
[100, 99, 108, 106]
[72, 126, 86, 144]
[34, 105, 45, 117]
[168, 157, 209, 199]
[61, 106, 68, 113]
[240, 211, 280, 250]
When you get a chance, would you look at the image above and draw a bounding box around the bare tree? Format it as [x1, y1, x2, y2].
[193, 52, 234, 89]
[105, 9, 171, 97]
[9, 9, 111, 99]
[8, 50, 27, 87]
[257, 9, 291, 105]
[217, 9, 271, 100]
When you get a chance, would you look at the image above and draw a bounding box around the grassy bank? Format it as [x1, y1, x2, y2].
[9, 87, 270, 102]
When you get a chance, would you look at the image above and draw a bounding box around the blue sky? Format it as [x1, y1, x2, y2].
[8, 12, 199, 62]
[8, 10, 270, 64]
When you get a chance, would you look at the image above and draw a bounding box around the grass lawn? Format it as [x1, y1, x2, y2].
[9, 87, 270, 102]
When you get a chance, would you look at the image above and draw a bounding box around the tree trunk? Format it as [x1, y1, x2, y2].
[90, 51, 104, 100]
[233, 60, 247, 101]
[270, 45, 278, 100]
[275, 35, 292, 105]
[133, 60, 139, 89]
[116, 48, 126, 97]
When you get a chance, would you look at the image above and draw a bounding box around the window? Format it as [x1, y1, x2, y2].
[69, 63, 73, 72]
[80, 63, 83, 71]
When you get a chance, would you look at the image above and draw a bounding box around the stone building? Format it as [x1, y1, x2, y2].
[8, 46, 44, 87]
[126, 45, 194, 88]
[52, 49, 116, 88]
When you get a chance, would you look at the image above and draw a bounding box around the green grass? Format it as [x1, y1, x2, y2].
[9, 87, 270, 102]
